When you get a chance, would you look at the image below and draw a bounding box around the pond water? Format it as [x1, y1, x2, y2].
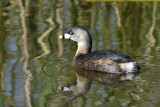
[0, 1, 160, 107]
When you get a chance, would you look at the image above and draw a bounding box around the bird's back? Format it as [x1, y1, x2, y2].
[74, 50, 139, 74]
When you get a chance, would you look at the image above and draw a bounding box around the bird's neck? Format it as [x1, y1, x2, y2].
[74, 42, 91, 60]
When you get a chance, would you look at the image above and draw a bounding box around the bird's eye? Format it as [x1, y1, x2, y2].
[70, 32, 74, 35]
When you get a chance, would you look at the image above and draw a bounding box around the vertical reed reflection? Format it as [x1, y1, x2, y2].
[18, 0, 32, 107]
[113, 2, 121, 28]
[35, 17, 56, 59]
[70, 0, 77, 26]
[56, 0, 64, 57]
[145, 2, 156, 56]
[0, 69, 5, 106]
[0, 0, 8, 70]
[91, 3, 98, 50]
[0, 1, 20, 106]
[99, 3, 107, 49]
[0, 27, 5, 70]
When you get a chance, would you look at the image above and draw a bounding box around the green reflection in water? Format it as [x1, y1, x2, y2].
[0, 0, 160, 107]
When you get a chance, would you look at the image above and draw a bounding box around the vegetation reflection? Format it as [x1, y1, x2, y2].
[0, 0, 160, 107]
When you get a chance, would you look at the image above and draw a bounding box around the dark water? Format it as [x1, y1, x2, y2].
[0, 1, 160, 107]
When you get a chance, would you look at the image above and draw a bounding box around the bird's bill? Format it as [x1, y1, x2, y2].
[59, 33, 71, 39]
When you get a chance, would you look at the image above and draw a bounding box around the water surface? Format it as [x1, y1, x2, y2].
[0, 1, 160, 107]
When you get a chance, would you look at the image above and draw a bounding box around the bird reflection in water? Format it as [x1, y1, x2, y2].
[59, 70, 137, 102]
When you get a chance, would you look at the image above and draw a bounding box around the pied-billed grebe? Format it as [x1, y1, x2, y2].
[59, 26, 140, 74]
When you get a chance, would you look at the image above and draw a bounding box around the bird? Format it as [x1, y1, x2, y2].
[59, 26, 140, 74]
